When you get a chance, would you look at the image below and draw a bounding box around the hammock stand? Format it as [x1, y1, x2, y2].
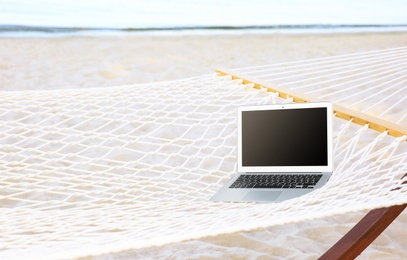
[322, 204, 406, 259]
[216, 67, 407, 259]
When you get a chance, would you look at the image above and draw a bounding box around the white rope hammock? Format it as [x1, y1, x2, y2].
[1, 47, 407, 259]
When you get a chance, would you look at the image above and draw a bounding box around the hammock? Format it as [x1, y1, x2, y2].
[0, 47, 406, 259]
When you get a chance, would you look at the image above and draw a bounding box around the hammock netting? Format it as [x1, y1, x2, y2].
[0, 47, 406, 259]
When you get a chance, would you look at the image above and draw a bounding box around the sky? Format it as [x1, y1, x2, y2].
[0, 0, 406, 28]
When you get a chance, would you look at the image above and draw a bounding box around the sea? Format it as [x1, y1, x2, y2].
[1, 0, 407, 36]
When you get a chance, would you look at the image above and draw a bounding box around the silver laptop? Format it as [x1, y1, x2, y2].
[211, 102, 333, 202]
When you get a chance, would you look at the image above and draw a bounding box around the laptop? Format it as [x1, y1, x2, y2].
[211, 102, 333, 202]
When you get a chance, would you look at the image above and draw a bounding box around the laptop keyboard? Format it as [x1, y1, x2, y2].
[229, 174, 323, 189]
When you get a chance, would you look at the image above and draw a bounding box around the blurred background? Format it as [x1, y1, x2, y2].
[1, 0, 406, 35]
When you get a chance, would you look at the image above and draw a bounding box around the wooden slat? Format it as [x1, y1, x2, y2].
[216, 68, 407, 139]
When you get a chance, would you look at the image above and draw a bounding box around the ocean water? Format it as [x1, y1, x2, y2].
[1, 0, 407, 36]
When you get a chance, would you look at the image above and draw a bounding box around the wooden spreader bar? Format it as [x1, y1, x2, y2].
[216, 68, 407, 139]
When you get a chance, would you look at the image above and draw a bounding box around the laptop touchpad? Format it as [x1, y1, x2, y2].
[243, 191, 282, 202]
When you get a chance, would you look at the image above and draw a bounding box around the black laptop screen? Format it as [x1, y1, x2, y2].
[242, 108, 328, 167]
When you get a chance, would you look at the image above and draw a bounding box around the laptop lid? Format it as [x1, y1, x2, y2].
[237, 102, 333, 173]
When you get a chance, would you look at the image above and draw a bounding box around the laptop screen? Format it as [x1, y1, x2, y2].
[238, 102, 333, 172]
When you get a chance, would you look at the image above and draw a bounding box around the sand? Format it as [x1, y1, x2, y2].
[1, 31, 407, 259]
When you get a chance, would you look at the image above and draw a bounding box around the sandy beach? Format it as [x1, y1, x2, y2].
[1, 32, 407, 259]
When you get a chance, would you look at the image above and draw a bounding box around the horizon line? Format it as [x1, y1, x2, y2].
[1, 24, 407, 33]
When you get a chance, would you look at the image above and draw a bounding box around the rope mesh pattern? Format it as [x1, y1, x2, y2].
[234, 46, 407, 125]
[0, 73, 406, 258]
